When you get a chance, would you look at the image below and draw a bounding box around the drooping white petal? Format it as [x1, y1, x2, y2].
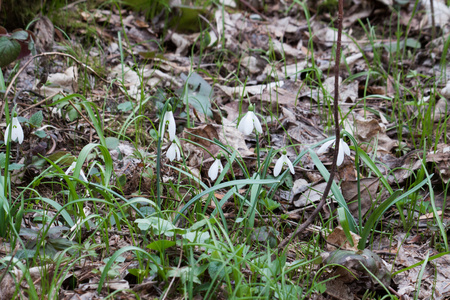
[285, 156, 295, 174]
[274, 154, 295, 176]
[340, 139, 351, 156]
[65, 162, 88, 181]
[167, 143, 176, 161]
[250, 112, 263, 134]
[317, 139, 336, 154]
[163, 111, 176, 141]
[4, 124, 10, 144]
[167, 143, 181, 161]
[79, 170, 88, 182]
[65, 162, 76, 175]
[13, 118, 24, 144]
[175, 146, 181, 161]
[208, 159, 223, 181]
[273, 156, 284, 177]
[337, 148, 345, 166]
[5, 117, 24, 144]
[237, 113, 253, 135]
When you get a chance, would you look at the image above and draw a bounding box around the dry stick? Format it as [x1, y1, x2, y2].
[278, 0, 344, 251]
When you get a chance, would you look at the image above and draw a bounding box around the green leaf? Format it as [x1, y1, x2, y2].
[10, 31, 29, 41]
[208, 261, 228, 280]
[182, 231, 210, 243]
[29, 111, 43, 127]
[67, 106, 80, 122]
[405, 38, 421, 49]
[0, 36, 21, 67]
[0, 153, 5, 169]
[105, 137, 120, 150]
[179, 72, 213, 117]
[9, 163, 24, 170]
[50, 238, 77, 250]
[47, 151, 75, 166]
[34, 130, 47, 138]
[147, 240, 176, 252]
[135, 217, 180, 236]
[117, 101, 133, 112]
[117, 174, 127, 188]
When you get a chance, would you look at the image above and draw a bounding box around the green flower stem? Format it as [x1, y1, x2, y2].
[256, 131, 261, 171]
[156, 136, 162, 213]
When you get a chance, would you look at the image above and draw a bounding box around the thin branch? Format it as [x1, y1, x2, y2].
[278, 0, 344, 251]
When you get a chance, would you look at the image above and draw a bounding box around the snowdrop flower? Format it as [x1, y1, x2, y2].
[65, 162, 88, 182]
[317, 138, 351, 166]
[208, 155, 224, 181]
[162, 106, 176, 141]
[238, 104, 263, 135]
[4, 117, 24, 144]
[274, 150, 295, 177]
[167, 140, 181, 161]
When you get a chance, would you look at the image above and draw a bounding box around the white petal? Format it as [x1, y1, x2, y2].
[208, 159, 220, 181]
[285, 156, 295, 174]
[238, 113, 253, 135]
[317, 139, 336, 154]
[251, 112, 263, 134]
[337, 148, 344, 166]
[217, 160, 223, 173]
[340, 139, 351, 156]
[175, 145, 181, 160]
[65, 162, 76, 175]
[273, 156, 284, 176]
[165, 111, 176, 141]
[12, 118, 24, 144]
[4, 124, 10, 144]
[79, 170, 88, 182]
[167, 143, 177, 161]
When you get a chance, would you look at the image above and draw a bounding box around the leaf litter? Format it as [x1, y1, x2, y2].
[2, 0, 450, 299]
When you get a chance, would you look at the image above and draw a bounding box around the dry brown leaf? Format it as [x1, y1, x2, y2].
[341, 178, 379, 218]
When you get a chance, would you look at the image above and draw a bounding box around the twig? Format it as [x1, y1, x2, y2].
[161, 244, 184, 300]
[278, 0, 344, 251]
[66, 98, 96, 130]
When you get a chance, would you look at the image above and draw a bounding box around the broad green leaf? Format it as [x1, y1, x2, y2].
[0, 36, 20, 67]
[10, 30, 29, 41]
[179, 72, 213, 117]
[105, 137, 120, 150]
[147, 240, 176, 252]
[29, 111, 43, 127]
[118, 101, 133, 112]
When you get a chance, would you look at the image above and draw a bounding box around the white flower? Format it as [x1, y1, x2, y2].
[4, 117, 24, 144]
[317, 138, 351, 166]
[65, 162, 88, 182]
[238, 111, 263, 135]
[208, 158, 223, 181]
[274, 152, 295, 177]
[167, 142, 181, 161]
[162, 111, 176, 141]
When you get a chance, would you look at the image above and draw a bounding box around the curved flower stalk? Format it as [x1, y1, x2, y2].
[4, 117, 24, 144]
[237, 104, 262, 135]
[273, 150, 295, 177]
[167, 139, 182, 162]
[208, 155, 224, 181]
[317, 137, 350, 166]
